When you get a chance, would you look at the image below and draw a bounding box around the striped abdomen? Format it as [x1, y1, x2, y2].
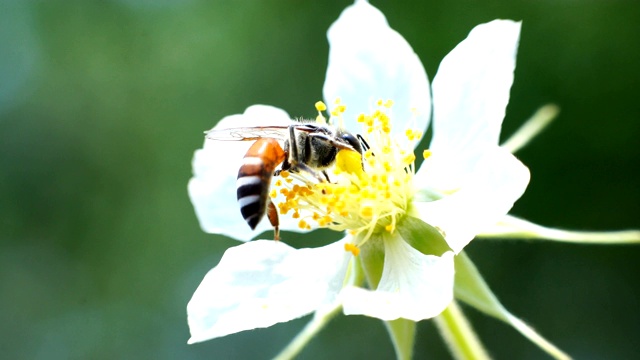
[236, 138, 286, 230]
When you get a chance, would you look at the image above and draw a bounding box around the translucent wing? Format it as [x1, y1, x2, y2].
[205, 126, 291, 141]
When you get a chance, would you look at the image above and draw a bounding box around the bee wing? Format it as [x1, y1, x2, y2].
[205, 126, 291, 141]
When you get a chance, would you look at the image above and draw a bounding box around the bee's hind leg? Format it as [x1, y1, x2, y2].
[266, 198, 280, 241]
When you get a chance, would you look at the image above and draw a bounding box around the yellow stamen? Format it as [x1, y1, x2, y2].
[423, 149, 432, 159]
[344, 243, 360, 256]
[315, 101, 327, 111]
[360, 205, 373, 219]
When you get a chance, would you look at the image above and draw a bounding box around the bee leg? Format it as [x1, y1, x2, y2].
[274, 141, 291, 177]
[266, 198, 280, 241]
[322, 170, 331, 182]
[291, 162, 326, 183]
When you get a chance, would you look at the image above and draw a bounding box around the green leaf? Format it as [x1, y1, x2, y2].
[397, 215, 451, 256]
[359, 235, 386, 289]
[454, 252, 571, 360]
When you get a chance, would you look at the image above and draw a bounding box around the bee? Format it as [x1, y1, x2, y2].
[205, 122, 367, 240]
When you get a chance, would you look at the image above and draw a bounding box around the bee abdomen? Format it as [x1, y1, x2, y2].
[236, 139, 285, 231]
[237, 161, 269, 230]
[236, 173, 265, 229]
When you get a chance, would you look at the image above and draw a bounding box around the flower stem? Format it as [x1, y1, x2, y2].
[274, 257, 365, 360]
[434, 301, 491, 360]
[502, 104, 559, 153]
[479, 215, 640, 244]
[384, 318, 416, 360]
[273, 301, 343, 360]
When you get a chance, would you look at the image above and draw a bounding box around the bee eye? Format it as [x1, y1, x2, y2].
[341, 133, 363, 153]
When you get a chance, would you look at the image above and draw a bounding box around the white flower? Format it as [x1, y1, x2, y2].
[187, 0, 528, 344]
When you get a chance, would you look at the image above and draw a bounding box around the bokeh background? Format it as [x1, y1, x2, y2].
[1, 0, 639, 359]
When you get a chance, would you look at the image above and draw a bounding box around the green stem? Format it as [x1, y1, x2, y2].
[384, 318, 416, 360]
[502, 104, 559, 153]
[479, 215, 640, 244]
[273, 301, 343, 360]
[434, 301, 491, 360]
[274, 257, 365, 360]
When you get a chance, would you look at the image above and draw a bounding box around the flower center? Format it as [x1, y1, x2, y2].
[273, 100, 426, 251]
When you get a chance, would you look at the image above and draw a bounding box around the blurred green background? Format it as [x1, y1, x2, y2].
[1, 0, 638, 359]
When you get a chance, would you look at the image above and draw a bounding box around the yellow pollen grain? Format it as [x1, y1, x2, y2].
[292, 211, 300, 219]
[275, 179, 283, 187]
[376, 99, 383, 106]
[360, 205, 373, 219]
[405, 129, 414, 140]
[384, 99, 394, 108]
[280, 170, 290, 178]
[315, 101, 327, 111]
[344, 243, 360, 256]
[298, 219, 309, 229]
[423, 149, 432, 159]
[385, 224, 394, 232]
[269, 189, 276, 198]
[357, 114, 366, 123]
[403, 153, 416, 165]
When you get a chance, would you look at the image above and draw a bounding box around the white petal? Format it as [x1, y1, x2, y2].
[188, 105, 300, 241]
[430, 20, 521, 177]
[414, 147, 530, 253]
[323, 0, 431, 135]
[342, 235, 454, 321]
[187, 238, 352, 343]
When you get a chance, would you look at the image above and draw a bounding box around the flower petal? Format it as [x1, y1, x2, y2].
[342, 234, 454, 321]
[430, 20, 521, 176]
[323, 0, 431, 135]
[187, 238, 352, 343]
[188, 105, 306, 241]
[414, 147, 530, 253]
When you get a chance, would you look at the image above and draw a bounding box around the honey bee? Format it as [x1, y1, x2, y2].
[205, 123, 367, 240]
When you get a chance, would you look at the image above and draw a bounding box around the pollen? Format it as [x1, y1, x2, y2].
[315, 101, 327, 112]
[360, 205, 374, 219]
[344, 243, 360, 256]
[423, 149, 432, 159]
